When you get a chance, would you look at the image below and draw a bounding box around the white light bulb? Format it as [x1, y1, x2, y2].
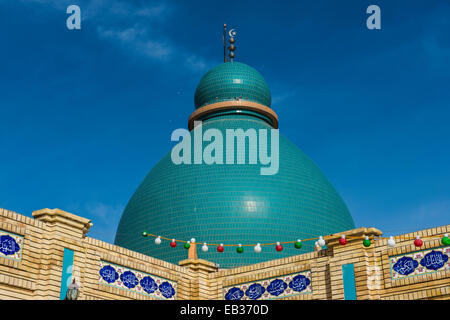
[318, 236, 326, 247]
[201, 243, 208, 252]
[254, 243, 262, 253]
[191, 238, 196, 244]
[155, 236, 161, 245]
[387, 236, 396, 247]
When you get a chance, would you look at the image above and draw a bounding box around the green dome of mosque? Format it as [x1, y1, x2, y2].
[194, 62, 272, 108]
[114, 61, 355, 269]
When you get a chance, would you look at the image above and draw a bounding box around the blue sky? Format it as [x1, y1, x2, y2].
[0, 0, 449, 243]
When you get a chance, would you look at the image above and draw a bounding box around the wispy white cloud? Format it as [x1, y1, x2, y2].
[85, 202, 122, 220]
[91, 1, 211, 72]
[184, 54, 209, 72]
[96, 22, 210, 71]
[134, 4, 169, 18]
[18, 0, 67, 9]
[18, 0, 210, 72]
[85, 202, 124, 243]
[271, 89, 297, 106]
[97, 24, 174, 61]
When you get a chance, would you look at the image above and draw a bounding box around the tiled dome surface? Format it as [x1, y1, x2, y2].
[114, 115, 354, 268]
[194, 62, 272, 109]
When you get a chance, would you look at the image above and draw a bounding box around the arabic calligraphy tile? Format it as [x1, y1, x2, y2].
[420, 250, 448, 271]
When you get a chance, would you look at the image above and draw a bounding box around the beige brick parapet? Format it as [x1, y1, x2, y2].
[179, 258, 218, 300]
[0, 207, 448, 300]
[324, 227, 383, 249]
[32, 208, 93, 238]
[179, 258, 218, 273]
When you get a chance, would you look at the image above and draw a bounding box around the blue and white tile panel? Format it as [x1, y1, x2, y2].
[98, 260, 177, 300]
[389, 246, 450, 280]
[0, 229, 23, 262]
[223, 270, 312, 300]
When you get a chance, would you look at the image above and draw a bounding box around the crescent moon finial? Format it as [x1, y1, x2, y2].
[229, 29, 237, 37]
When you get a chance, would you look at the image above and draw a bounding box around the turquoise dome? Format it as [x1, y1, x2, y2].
[114, 63, 355, 269]
[194, 62, 272, 108]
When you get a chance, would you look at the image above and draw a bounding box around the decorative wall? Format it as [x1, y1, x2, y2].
[0, 207, 449, 300]
[389, 246, 450, 280]
[99, 261, 177, 300]
[0, 229, 23, 262]
[223, 270, 312, 300]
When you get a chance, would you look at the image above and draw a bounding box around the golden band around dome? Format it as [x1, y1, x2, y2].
[188, 100, 279, 131]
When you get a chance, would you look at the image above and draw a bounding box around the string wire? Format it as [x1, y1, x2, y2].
[143, 232, 447, 247]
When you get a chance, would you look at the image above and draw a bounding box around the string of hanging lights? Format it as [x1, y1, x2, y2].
[141, 231, 450, 252]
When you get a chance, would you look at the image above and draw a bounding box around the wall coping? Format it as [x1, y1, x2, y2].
[325, 226, 383, 248]
[179, 258, 218, 273]
[32, 208, 93, 237]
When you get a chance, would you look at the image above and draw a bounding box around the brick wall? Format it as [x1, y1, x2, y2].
[0, 207, 448, 300]
[0, 208, 193, 300]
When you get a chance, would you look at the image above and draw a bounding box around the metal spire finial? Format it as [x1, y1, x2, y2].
[227, 28, 237, 62]
[223, 24, 227, 63]
[223, 25, 237, 63]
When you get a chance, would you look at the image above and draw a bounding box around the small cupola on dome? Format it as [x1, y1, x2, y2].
[188, 26, 277, 131]
[194, 62, 272, 109]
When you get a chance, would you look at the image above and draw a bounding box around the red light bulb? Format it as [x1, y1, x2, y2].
[414, 236, 423, 247]
[275, 242, 283, 252]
